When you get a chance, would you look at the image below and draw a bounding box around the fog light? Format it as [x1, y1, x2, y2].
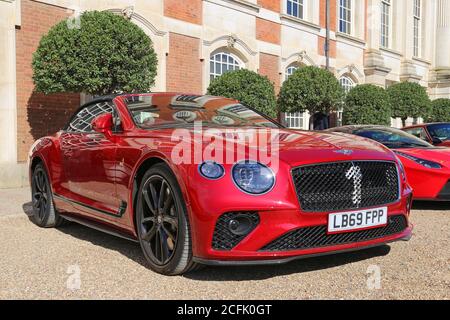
[199, 161, 224, 179]
[228, 216, 253, 236]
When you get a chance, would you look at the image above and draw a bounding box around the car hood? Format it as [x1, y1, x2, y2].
[141, 127, 397, 167]
[395, 147, 450, 164]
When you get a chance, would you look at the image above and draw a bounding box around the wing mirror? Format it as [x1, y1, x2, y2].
[431, 137, 442, 145]
[92, 113, 113, 136]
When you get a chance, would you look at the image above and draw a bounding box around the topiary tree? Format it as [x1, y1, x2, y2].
[207, 69, 277, 118]
[277, 66, 344, 117]
[429, 98, 450, 122]
[386, 82, 431, 127]
[32, 11, 158, 96]
[343, 84, 392, 125]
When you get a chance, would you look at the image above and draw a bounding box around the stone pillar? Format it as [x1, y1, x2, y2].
[0, 0, 27, 188]
[436, 0, 450, 71]
[364, 0, 391, 87]
[430, 0, 450, 99]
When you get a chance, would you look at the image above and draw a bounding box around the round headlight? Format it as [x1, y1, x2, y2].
[232, 161, 275, 195]
[199, 161, 224, 179]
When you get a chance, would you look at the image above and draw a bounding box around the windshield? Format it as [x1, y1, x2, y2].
[354, 127, 433, 149]
[427, 123, 450, 141]
[123, 95, 280, 129]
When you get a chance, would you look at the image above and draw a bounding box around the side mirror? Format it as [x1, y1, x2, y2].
[432, 137, 442, 145]
[92, 113, 113, 135]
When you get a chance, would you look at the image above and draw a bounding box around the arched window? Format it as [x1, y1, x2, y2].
[284, 64, 306, 129]
[339, 76, 355, 93]
[338, 76, 356, 126]
[209, 51, 242, 81]
[285, 65, 299, 79]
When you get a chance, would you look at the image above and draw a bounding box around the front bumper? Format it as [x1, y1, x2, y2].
[193, 229, 412, 266]
[188, 190, 413, 262]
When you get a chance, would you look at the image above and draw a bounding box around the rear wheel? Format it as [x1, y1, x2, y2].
[136, 163, 200, 275]
[30, 163, 65, 228]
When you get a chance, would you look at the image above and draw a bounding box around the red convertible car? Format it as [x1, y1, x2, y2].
[29, 93, 412, 275]
[327, 125, 450, 201]
[402, 122, 450, 147]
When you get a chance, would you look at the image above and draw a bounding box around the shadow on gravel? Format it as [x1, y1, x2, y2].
[22, 202, 33, 216]
[412, 201, 450, 211]
[56, 223, 150, 268]
[185, 245, 391, 281]
[22, 201, 391, 280]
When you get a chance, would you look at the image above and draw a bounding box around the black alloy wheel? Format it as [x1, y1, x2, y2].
[30, 163, 64, 228]
[32, 167, 50, 222]
[136, 163, 200, 275]
[140, 175, 179, 265]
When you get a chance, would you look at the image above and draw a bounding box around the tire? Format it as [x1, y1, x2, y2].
[30, 163, 65, 228]
[136, 163, 200, 275]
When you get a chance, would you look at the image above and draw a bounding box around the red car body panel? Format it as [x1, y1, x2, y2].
[394, 147, 450, 200]
[29, 93, 413, 264]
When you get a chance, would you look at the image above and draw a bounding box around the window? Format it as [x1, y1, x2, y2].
[339, 76, 355, 93]
[66, 101, 114, 133]
[284, 64, 305, 129]
[339, 76, 355, 127]
[124, 95, 280, 129]
[210, 51, 242, 81]
[285, 112, 305, 129]
[381, 0, 391, 48]
[285, 65, 299, 78]
[339, 0, 352, 34]
[413, 0, 421, 57]
[286, 0, 304, 19]
[404, 127, 428, 141]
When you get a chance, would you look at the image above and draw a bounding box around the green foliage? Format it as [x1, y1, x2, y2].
[429, 98, 450, 122]
[32, 11, 158, 95]
[343, 84, 392, 125]
[386, 82, 431, 123]
[278, 66, 344, 115]
[207, 69, 277, 118]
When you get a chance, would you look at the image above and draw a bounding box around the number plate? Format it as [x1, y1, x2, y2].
[328, 207, 388, 233]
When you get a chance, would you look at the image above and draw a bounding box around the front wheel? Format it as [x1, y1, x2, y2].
[136, 163, 200, 275]
[30, 163, 65, 228]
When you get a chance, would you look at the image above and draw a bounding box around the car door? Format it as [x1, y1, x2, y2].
[60, 100, 122, 216]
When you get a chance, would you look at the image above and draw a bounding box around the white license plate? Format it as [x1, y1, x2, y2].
[328, 207, 388, 233]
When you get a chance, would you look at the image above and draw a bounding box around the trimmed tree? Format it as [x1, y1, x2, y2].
[386, 82, 431, 126]
[207, 69, 277, 118]
[343, 84, 392, 125]
[32, 11, 158, 95]
[277, 66, 344, 118]
[430, 98, 450, 122]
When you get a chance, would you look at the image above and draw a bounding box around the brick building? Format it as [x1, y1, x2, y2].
[1, 0, 450, 187]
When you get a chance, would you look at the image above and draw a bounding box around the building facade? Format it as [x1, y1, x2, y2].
[1, 0, 450, 187]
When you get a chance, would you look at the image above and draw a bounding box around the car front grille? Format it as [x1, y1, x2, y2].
[212, 212, 260, 251]
[260, 215, 407, 252]
[292, 161, 400, 212]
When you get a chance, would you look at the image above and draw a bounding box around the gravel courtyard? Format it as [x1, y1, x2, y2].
[0, 188, 449, 300]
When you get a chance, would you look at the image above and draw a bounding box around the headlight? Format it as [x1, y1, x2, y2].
[232, 161, 275, 195]
[394, 151, 442, 169]
[199, 161, 224, 179]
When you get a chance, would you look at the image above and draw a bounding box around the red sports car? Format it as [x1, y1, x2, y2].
[327, 125, 450, 201]
[402, 122, 450, 147]
[29, 93, 412, 275]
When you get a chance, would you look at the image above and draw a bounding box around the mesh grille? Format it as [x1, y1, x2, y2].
[292, 161, 399, 212]
[260, 215, 407, 252]
[212, 212, 260, 251]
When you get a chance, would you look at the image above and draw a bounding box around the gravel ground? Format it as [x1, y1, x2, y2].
[0, 188, 449, 300]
